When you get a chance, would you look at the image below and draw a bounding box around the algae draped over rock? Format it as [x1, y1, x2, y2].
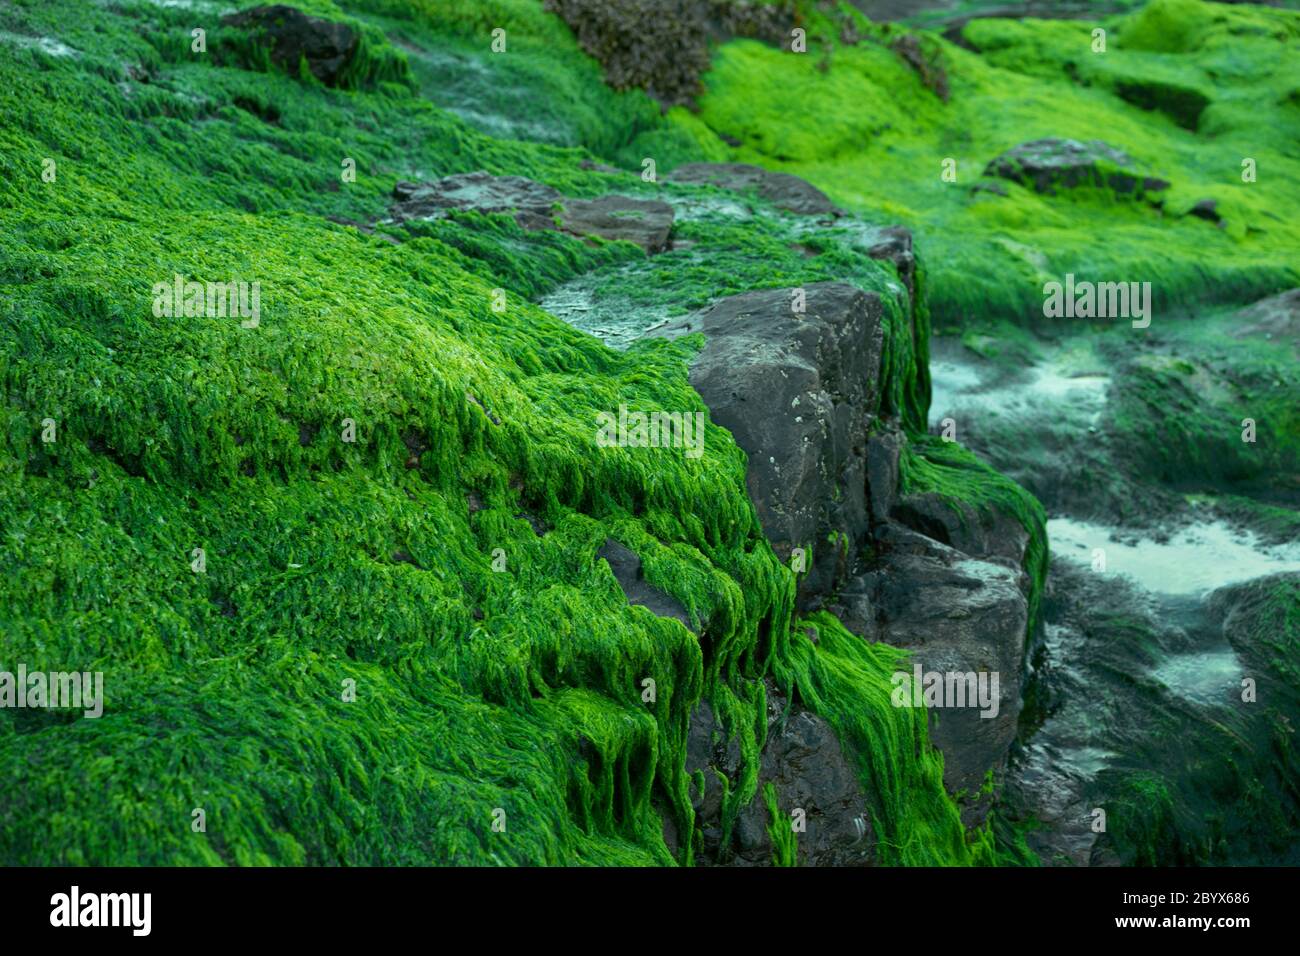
[0, 0, 998, 866]
[1, 0, 1297, 867]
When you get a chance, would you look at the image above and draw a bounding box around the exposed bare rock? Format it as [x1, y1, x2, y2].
[859, 522, 1028, 817]
[893, 490, 1031, 573]
[598, 539, 693, 631]
[667, 162, 841, 217]
[1230, 288, 1300, 356]
[392, 172, 561, 229]
[651, 283, 885, 605]
[391, 172, 674, 253]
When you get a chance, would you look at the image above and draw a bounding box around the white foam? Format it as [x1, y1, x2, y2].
[1048, 517, 1300, 596]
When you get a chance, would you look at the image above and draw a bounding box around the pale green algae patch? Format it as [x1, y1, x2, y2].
[0, 0, 997, 864]
[682, 0, 1300, 324]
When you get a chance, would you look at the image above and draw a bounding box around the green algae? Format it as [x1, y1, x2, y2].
[763, 780, 799, 865]
[678, 0, 1300, 325]
[776, 613, 999, 865]
[1105, 316, 1300, 499]
[0, 0, 985, 866]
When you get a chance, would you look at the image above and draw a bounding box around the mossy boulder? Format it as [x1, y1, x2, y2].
[221, 5, 358, 86]
[392, 172, 675, 252]
[983, 138, 1170, 198]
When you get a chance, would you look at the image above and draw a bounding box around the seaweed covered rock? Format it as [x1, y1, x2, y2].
[392, 172, 562, 228]
[598, 539, 694, 631]
[667, 162, 841, 217]
[221, 5, 357, 87]
[686, 683, 875, 866]
[651, 283, 886, 605]
[560, 195, 675, 253]
[544, 0, 797, 106]
[865, 226, 918, 300]
[392, 173, 674, 252]
[893, 490, 1031, 571]
[1112, 75, 1211, 131]
[984, 138, 1170, 198]
[890, 33, 950, 102]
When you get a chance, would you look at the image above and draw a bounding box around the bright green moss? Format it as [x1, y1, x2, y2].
[775, 613, 1003, 865]
[763, 781, 798, 866]
[680, 0, 1300, 325]
[0, 0, 982, 866]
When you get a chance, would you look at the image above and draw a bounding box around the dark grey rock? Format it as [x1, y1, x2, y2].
[984, 138, 1170, 197]
[685, 698, 742, 848]
[651, 283, 886, 605]
[893, 490, 1030, 574]
[559, 195, 675, 253]
[1230, 288, 1300, 355]
[859, 522, 1027, 814]
[1113, 77, 1210, 131]
[221, 5, 358, 87]
[391, 172, 673, 252]
[392, 172, 561, 228]
[692, 682, 874, 866]
[598, 539, 693, 630]
[865, 423, 903, 523]
[667, 162, 841, 217]
[865, 226, 917, 299]
[1188, 198, 1223, 225]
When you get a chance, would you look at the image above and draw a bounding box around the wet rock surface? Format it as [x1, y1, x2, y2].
[984, 138, 1170, 197]
[688, 682, 875, 866]
[221, 5, 358, 87]
[598, 538, 694, 631]
[652, 283, 884, 605]
[668, 162, 841, 217]
[865, 225, 918, 300]
[858, 522, 1027, 812]
[559, 195, 675, 253]
[894, 490, 1031, 571]
[391, 172, 674, 252]
[1231, 288, 1300, 355]
[865, 424, 904, 523]
[392, 172, 561, 228]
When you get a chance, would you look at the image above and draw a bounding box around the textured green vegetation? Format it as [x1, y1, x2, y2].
[545, 201, 932, 430]
[679, 0, 1300, 324]
[762, 781, 798, 865]
[352, 0, 729, 168]
[779, 613, 994, 864]
[1107, 307, 1300, 498]
[0, 0, 998, 865]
